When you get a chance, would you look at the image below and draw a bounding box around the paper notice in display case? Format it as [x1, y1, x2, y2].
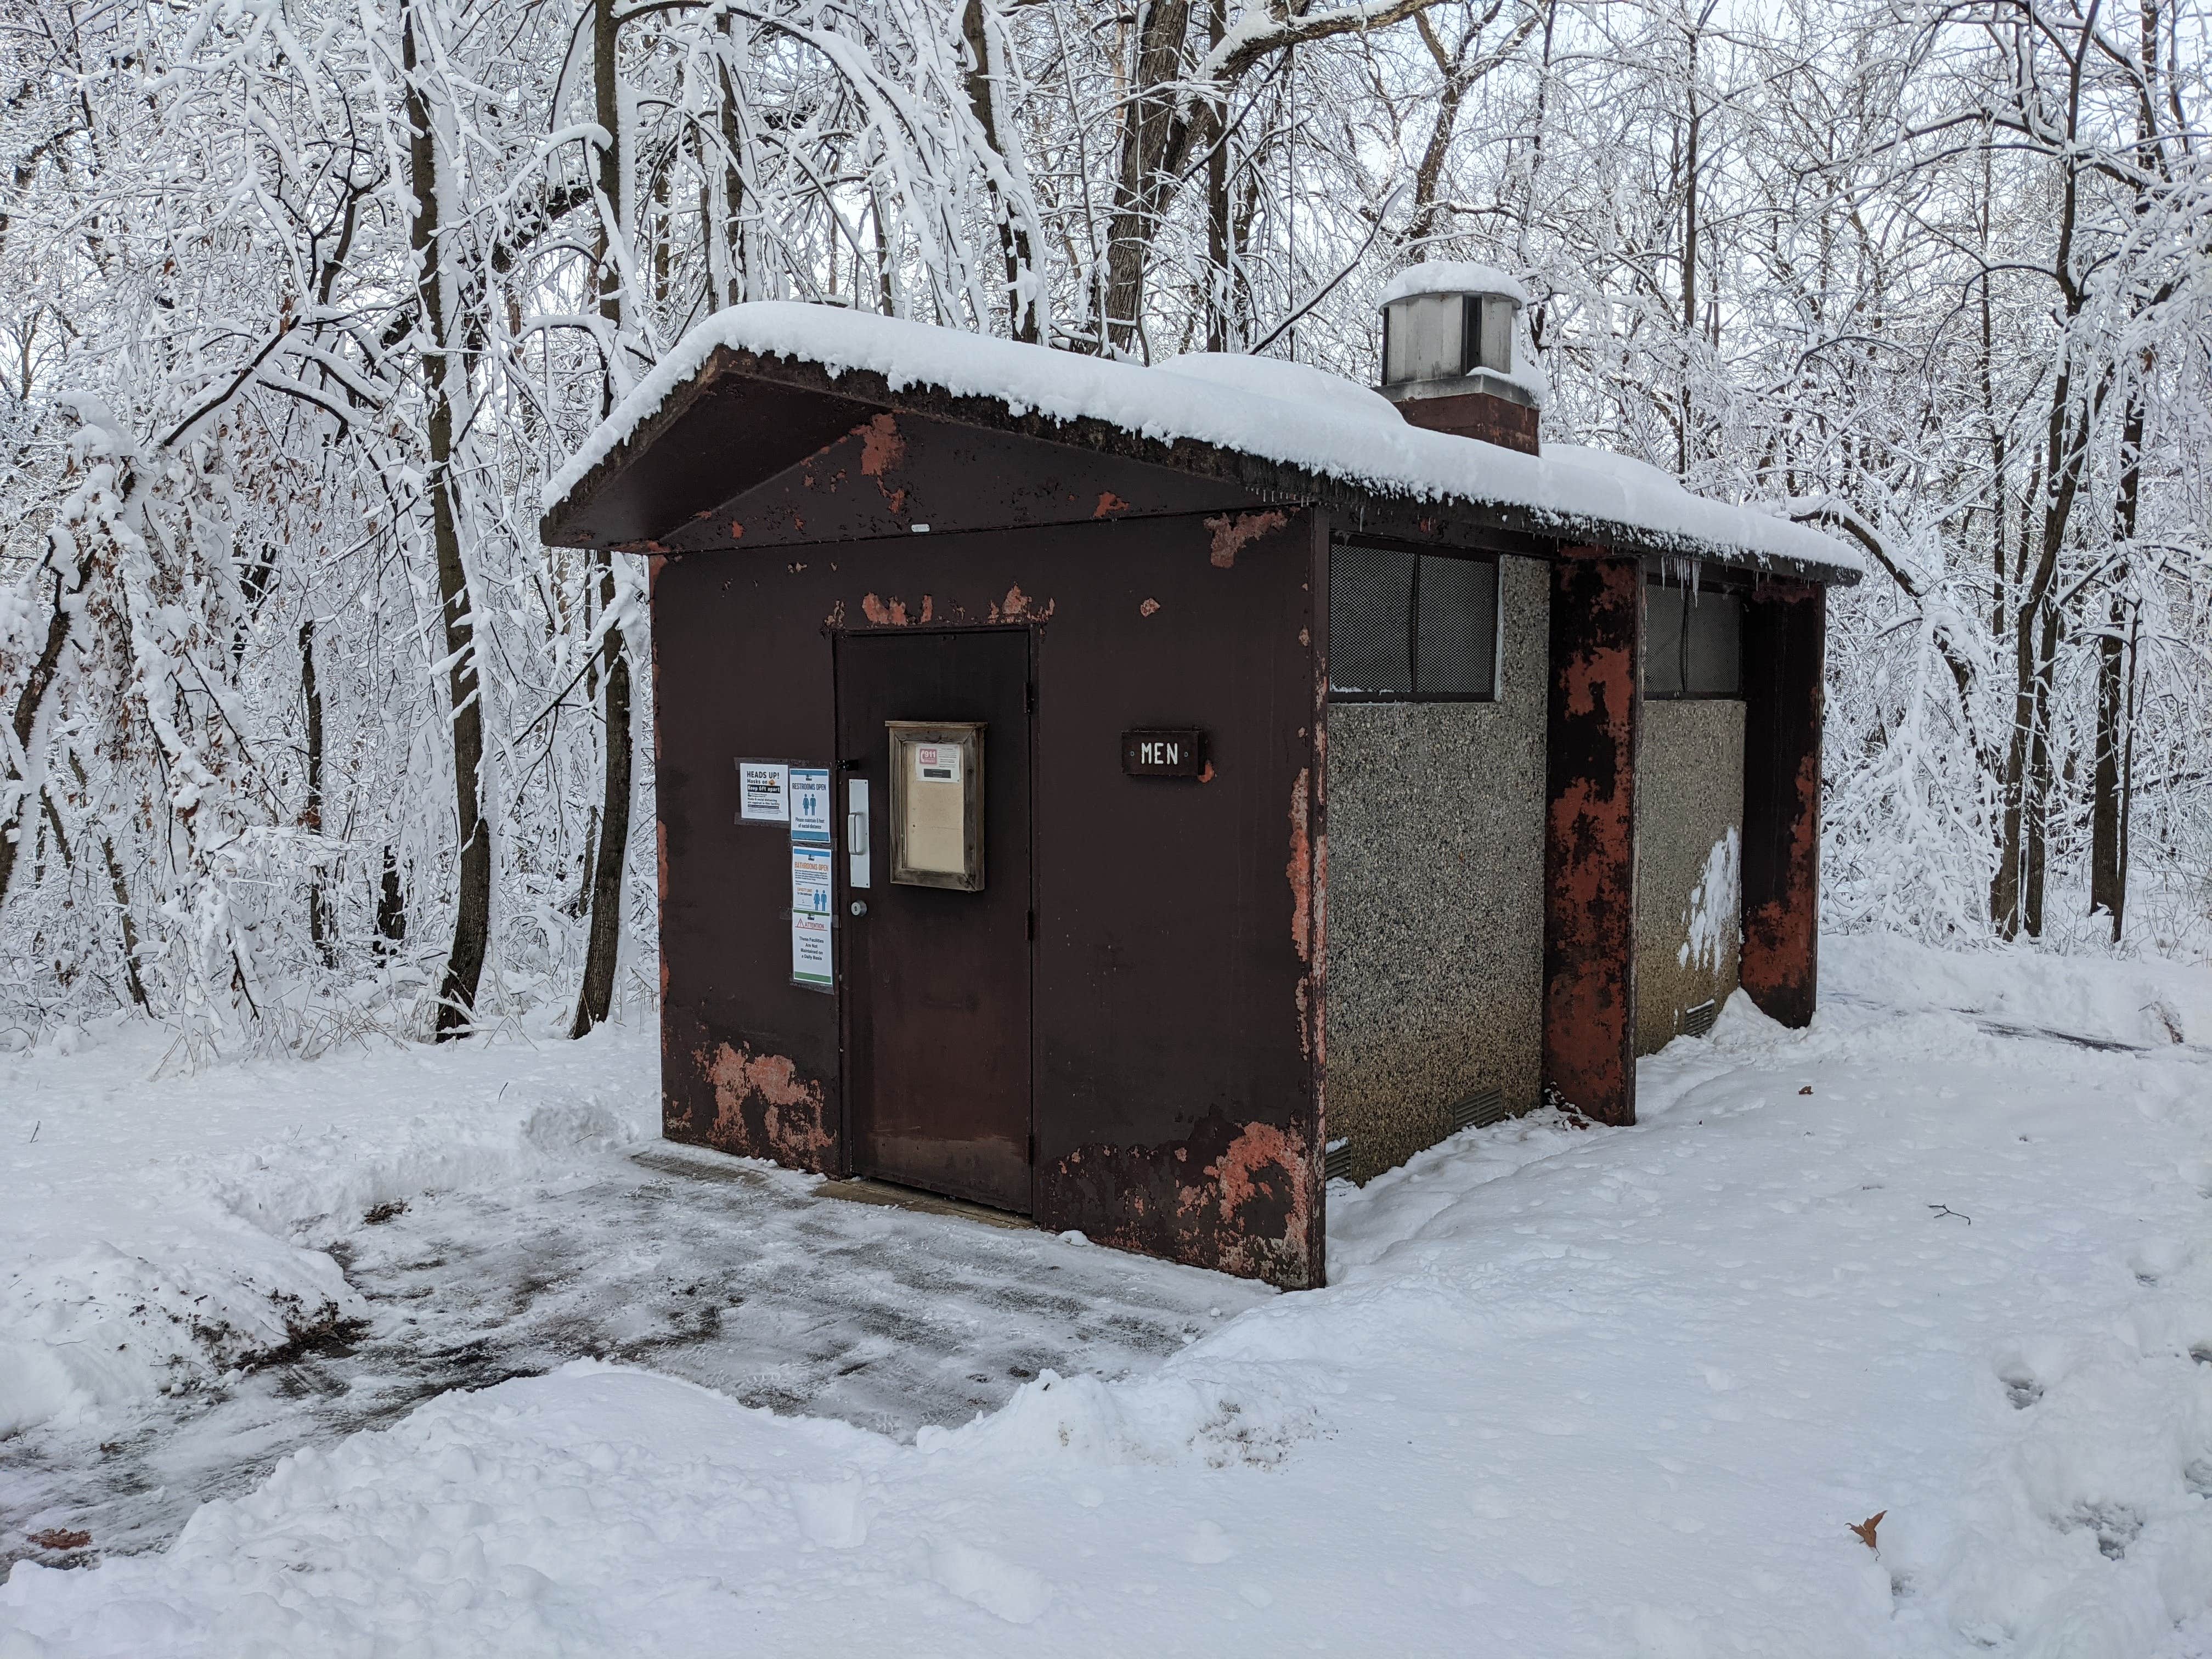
[791, 844, 833, 916]
[789, 909, 833, 991]
[737, 760, 788, 822]
[788, 767, 831, 845]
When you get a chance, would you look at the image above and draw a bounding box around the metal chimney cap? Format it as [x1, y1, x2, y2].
[1377, 261, 1530, 309]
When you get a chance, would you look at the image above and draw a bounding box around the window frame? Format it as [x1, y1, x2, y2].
[1643, 565, 1748, 702]
[1325, 537, 1504, 705]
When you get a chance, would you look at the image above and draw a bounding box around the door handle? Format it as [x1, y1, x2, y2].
[847, 780, 871, 889]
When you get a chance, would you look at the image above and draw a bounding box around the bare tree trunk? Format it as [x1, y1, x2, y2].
[715, 14, 748, 308]
[2091, 381, 2145, 936]
[0, 575, 73, 912]
[301, 618, 336, 967]
[2023, 600, 2057, 937]
[405, 1, 492, 1039]
[58, 751, 149, 1008]
[572, 0, 634, 1038]
[1101, 0, 1446, 354]
[95, 813, 148, 1008]
[1203, 0, 1229, 351]
[377, 847, 408, 951]
[962, 0, 1041, 343]
[1103, 0, 1196, 354]
[571, 551, 632, 1037]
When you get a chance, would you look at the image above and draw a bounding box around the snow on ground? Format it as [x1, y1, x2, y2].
[0, 1020, 1264, 1568]
[4, 935, 2212, 1657]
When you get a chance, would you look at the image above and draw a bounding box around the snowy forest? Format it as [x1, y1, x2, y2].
[2, 0, 2208, 1048]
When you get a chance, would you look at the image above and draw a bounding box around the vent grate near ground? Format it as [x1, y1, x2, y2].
[1681, 1000, 1719, 1039]
[1323, 1139, 1356, 1183]
[1450, 1087, 1509, 1133]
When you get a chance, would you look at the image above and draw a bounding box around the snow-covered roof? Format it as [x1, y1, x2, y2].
[544, 302, 1860, 582]
[1378, 261, 1530, 308]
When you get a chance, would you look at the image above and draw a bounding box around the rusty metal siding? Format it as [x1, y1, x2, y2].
[1541, 550, 1642, 1126]
[650, 493, 1324, 1288]
[1740, 579, 1825, 1028]
[651, 551, 844, 1172]
[662, 409, 1256, 554]
[1030, 506, 1325, 1290]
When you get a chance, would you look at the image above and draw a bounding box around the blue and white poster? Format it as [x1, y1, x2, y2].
[788, 766, 832, 846]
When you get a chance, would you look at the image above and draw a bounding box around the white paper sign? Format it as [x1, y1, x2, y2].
[791, 844, 833, 916]
[790, 909, 833, 990]
[738, 760, 788, 822]
[789, 767, 832, 845]
[911, 742, 961, 783]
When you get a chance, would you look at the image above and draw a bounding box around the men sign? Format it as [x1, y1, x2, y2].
[1119, 728, 1209, 778]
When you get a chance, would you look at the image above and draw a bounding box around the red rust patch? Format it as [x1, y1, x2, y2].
[1205, 1121, 1305, 1224]
[702, 1041, 835, 1170]
[856, 412, 905, 477]
[1139, 597, 1161, 617]
[1204, 509, 1289, 569]
[1286, 767, 1312, 962]
[1541, 554, 1639, 1126]
[989, 585, 1053, 623]
[860, 592, 910, 627]
[1041, 1113, 1317, 1289]
[1094, 490, 1130, 518]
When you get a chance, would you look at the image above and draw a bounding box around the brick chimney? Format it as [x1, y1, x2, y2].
[1376, 263, 1542, 455]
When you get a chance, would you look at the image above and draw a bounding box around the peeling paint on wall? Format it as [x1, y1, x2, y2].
[989, 585, 1053, 622]
[1204, 509, 1288, 569]
[856, 412, 905, 477]
[1042, 1114, 1314, 1289]
[698, 1041, 836, 1172]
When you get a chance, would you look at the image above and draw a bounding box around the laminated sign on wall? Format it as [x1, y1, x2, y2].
[737, 760, 788, 822]
[788, 768, 831, 845]
[789, 910, 832, 990]
[791, 844, 833, 917]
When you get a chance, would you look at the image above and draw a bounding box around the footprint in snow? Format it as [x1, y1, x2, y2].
[2129, 1238, 2190, 1286]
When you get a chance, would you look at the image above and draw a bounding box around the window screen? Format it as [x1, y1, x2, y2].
[1328, 544, 1414, 695]
[1415, 556, 1499, 696]
[1328, 543, 1498, 701]
[1644, 579, 1742, 698]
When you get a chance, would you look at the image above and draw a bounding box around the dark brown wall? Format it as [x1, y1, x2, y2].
[648, 496, 1326, 1288]
[651, 552, 844, 1173]
[1740, 579, 1825, 1027]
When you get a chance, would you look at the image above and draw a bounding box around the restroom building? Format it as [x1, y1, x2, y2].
[541, 266, 1860, 1291]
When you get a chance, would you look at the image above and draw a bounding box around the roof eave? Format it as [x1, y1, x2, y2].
[543, 345, 1863, 586]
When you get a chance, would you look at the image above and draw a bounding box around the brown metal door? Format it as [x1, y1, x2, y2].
[837, 629, 1033, 1211]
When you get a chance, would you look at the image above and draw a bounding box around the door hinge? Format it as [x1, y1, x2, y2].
[1025, 680, 1036, 712]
